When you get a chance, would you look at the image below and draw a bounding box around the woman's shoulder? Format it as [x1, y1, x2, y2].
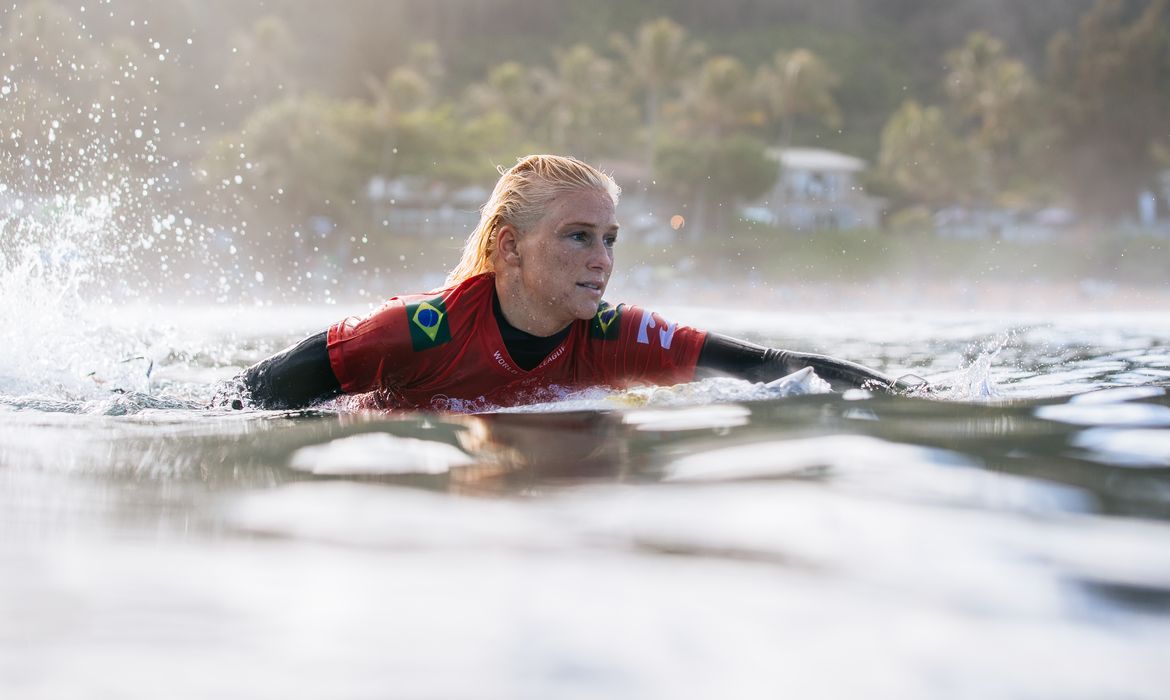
[404, 271, 495, 306]
[588, 300, 705, 353]
[368, 272, 494, 317]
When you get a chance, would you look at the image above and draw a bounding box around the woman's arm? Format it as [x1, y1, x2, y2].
[240, 330, 342, 409]
[696, 332, 915, 392]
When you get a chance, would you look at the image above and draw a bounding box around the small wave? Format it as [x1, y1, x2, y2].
[0, 390, 204, 416]
[498, 370, 833, 414]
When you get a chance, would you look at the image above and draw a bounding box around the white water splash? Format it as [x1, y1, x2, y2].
[934, 332, 1014, 400]
[0, 193, 149, 399]
[0, 6, 221, 407]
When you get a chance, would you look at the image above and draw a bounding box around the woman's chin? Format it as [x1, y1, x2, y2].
[573, 302, 603, 320]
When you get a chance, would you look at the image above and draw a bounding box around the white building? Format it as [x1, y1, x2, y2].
[750, 147, 884, 230]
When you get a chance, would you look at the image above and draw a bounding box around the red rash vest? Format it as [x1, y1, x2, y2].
[326, 272, 706, 410]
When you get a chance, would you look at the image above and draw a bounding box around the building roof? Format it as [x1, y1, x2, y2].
[766, 147, 867, 172]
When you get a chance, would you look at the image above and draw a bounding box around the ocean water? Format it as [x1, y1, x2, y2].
[1, 294, 1169, 699]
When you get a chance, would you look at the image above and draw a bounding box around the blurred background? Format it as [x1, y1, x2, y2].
[2, 0, 1168, 309]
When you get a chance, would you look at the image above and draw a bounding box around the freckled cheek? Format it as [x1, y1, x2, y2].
[551, 253, 578, 276]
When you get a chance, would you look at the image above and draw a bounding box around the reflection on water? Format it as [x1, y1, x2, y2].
[2, 308, 1170, 699]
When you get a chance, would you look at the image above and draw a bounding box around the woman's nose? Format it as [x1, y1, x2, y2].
[587, 240, 613, 272]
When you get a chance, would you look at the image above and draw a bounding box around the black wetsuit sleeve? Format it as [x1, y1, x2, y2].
[696, 332, 896, 392]
[241, 330, 342, 409]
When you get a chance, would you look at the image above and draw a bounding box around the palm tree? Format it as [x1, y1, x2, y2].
[943, 32, 1038, 202]
[611, 17, 706, 173]
[878, 100, 974, 207]
[536, 44, 635, 158]
[364, 42, 447, 118]
[365, 67, 435, 118]
[678, 55, 757, 139]
[754, 48, 842, 146]
[463, 61, 553, 145]
[944, 32, 1034, 152]
[661, 55, 761, 238]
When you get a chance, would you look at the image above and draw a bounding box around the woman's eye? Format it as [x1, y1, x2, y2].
[569, 231, 587, 241]
[604, 237, 617, 248]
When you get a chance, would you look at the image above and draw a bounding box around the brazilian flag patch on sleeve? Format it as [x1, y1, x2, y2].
[590, 301, 622, 340]
[406, 296, 452, 351]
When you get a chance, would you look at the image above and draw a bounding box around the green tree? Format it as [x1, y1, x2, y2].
[205, 94, 373, 226]
[943, 31, 1043, 199]
[536, 44, 637, 159]
[364, 42, 447, 117]
[655, 55, 773, 236]
[611, 17, 706, 173]
[369, 106, 493, 186]
[944, 32, 1036, 150]
[877, 100, 975, 207]
[462, 61, 551, 147]
[366, 66, 435, 119]
[1046, 0, 1170, 219]
[462, 48, 636, 160]
[656, 134, 777, 236]
[754, 48, 842, 146]
[675, 55, 759, 139]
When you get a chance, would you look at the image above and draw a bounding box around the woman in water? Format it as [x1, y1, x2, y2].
[240, 154, 912, 410]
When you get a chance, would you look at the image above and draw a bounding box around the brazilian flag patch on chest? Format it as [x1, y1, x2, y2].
[590, 301, 622, 340]
[406, 296, 452, 351]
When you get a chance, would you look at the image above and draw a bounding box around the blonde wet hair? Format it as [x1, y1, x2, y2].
[446, 154, 621, 286]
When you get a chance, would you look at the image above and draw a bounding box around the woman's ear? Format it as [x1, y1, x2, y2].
[496, 225, 522, 266]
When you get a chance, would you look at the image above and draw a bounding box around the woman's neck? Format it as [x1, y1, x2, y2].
[494, 276, 572, 337]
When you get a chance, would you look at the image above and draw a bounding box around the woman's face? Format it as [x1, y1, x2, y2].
[509, 188, 619, 333]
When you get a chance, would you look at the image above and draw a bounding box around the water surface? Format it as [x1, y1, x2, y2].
[2, 304, 1170, 699]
